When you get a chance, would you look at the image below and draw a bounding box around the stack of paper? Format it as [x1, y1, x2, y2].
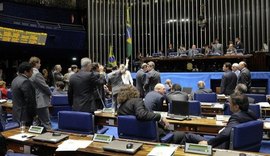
[56, 139, 92, 151]
[148, 146, 178, 156]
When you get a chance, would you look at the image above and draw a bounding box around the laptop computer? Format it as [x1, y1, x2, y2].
[182, 87, 192, 94]
[103, 140, 143, 154]
[33, 132, 69, 143]
[167, 100, 189, 121]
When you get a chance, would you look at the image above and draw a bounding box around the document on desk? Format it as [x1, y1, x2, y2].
[9, 133, 35, 141]
[257, 102, 270, 107]
[214, 149, 265, 156]
[213, 103, 224, 109]
[56, 139, 92, 151]
[148, 146, 178, 156]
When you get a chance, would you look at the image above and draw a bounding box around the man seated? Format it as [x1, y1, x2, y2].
[178, 93, 258, 149]
[52, 81, 67, 95]
[192, 81, 212, 99]
[167, 84, 188, 103]
[188, 45, 202, 57]
[117, 84, 185, 144]
[144, 83, 166, 112]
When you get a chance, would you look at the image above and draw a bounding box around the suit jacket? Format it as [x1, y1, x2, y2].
[220, 70, 237, 95]
[144, 91, 165, 112]
[107, 70, 123, 96]
[136, 69, 146, 97]
[166, 91, 188, 103]
[238, 67, 251, 90]
[30, 68, 52, 108]
[68, 70, 106, 113]
[11, 74, 37, 125]
[118, 98, 161, 121]
[208, 110, 257, 148]
[144, 69, 161, 94]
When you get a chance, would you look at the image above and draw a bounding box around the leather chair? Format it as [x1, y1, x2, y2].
[246, 94, 266, 103]
[51, 95, 71, 116]
[224, 103, 261, 118]
[117, 115, 173, 142]
[229, 120, 263, 152]
[194, 93, 217, 102]
[248, 104, 261, 119]
[58, 111, 108, 134]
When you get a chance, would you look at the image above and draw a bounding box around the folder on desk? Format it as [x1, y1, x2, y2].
[33, 132, 69, 143]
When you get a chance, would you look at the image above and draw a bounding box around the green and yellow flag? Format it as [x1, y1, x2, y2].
[108, 45, 117, 67]
[126, 7, 132, 57]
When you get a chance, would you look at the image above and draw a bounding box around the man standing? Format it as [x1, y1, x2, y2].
[136, 63, 148, 98]
[238, 61, 251, 92]
[68, 58, 106, 113]
[220, 62, 237, 95]
[144, 61, 161, 95]
[11, 62, 36, 126]
[29, 56, 52, 130]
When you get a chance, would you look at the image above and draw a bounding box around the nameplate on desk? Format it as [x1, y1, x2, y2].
[28, 126, 44, 134]
[103, 108, 115, 113]
[93, 134, 113, 143]
[184, 143, 212, 155]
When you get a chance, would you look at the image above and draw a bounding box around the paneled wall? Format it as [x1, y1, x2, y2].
[88, 0, 270, 66]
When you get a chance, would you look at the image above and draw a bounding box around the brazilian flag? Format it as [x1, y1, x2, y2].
[108, 45, 117, 67]
[126, 7, 132, 57]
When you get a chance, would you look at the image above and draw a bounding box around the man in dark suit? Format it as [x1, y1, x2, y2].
[144, 83, 166, 112]
[11, 62, 37, 126]
[167, 83, 188, 102]
[197, 93, 257, 148]
[144, 61, 161, 95]
[136, 63, 148, 98]
[235, 37, 244, 50]
[238, 61, 251, 92]
[68, 58, 106, 113]
[220, 62, 237, 95]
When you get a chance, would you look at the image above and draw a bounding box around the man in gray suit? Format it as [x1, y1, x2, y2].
[29, 56, 52, 130]
[238, 61, 251, 92]
[107, 65, 123, 110]
[11, 62, 36, 127]
[136, 63, 148, 98]
[144, 61, 161, 95]
[68, 58, 106, 113]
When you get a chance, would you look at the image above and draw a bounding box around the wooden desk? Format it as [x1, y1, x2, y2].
[3, 128, 269, 156]
[95, 112, 270, 135]
[1, 128, 209, 156]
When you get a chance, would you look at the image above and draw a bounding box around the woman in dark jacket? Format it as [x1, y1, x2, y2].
[117, 84, 185, 143]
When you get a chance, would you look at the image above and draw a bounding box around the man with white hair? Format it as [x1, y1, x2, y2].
[238, 61, 251, 92]
[144, 83, 166, 112]
[232, 63, 240, 78]
[68, 57, 106, 113]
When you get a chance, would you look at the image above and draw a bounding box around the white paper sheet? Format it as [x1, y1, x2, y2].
[56, 139, 93, 151]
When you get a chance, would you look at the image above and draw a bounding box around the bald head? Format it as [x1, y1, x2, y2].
[154, 83, 166, 95]
[239, 61, 247, 70]
[197, 81, 205, 89]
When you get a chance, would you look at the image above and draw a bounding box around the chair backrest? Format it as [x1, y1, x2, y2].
[194, 93, 217, 102]
[249, 104, 261, 119]
[7, 89, 12, 99]
[246, 94, 266, 103]
[51, 95, 69, 106]
[224, 102, 233, 115]
[58, 111, 94, 134]
[229, 120, 263, 152]
[188, 101, 201, 116]
[51, 95, 71, 116]
[117, 115, 159, 142]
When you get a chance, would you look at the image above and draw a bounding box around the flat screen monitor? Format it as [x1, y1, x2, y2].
[170, 100, 189, 116]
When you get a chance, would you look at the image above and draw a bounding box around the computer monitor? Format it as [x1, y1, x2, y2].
[170, 100, 189, 116]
